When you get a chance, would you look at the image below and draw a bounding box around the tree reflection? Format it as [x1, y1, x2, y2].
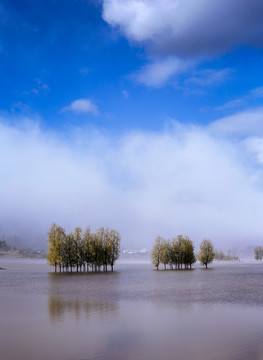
[48, 296, 119, 322]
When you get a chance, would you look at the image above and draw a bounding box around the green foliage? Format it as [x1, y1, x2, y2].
[47, 223, 66, 272]
[198, 239, 215, 268]
[47, 224, 121, 272]
[151, 235, 196, 270]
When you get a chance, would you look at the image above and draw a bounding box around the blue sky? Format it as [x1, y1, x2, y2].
[1, 0, 263, 131]
[1, 0, 263, 250]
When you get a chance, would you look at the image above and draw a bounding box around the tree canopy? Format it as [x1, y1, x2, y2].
[151, 235, 196, 270]
[198, 239, 215, 269]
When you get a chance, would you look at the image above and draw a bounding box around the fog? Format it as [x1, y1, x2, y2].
[1, 113, 263, 250]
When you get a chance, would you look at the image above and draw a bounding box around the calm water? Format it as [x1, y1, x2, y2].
[1, 258, 263, 360]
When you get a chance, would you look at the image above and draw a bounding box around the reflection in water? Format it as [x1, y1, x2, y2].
[1, 260, 263, 360]
[48, 296, 118, 322]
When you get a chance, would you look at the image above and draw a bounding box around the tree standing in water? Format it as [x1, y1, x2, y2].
[198, 239, 215, 269]
[47, 223, 66, 272]
[254, 246, 263, 261]
[151, 236, 165, 270]
[108, 229, 121, 271]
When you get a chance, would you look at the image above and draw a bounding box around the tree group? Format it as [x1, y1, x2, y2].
[151, 235, 196, 270]
[47, 223, 121, 272]
[152, 236, 216, 270]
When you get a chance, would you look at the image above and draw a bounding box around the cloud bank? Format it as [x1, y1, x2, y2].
[1, 112, 263, 250]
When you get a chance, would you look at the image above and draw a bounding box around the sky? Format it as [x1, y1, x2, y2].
[1, 0, 263, 250]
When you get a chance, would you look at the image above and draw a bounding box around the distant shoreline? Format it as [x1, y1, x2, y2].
[0, 250, 46, 259]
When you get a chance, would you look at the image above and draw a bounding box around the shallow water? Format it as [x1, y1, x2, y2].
[1, 259, 263, 360]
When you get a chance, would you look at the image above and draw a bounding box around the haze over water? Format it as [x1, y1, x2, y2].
[1, 259, 263, 360]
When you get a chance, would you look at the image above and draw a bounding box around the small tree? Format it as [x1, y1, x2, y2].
[47, 223, 66, 272]
[198, 238, 215, 269]
[108, 229, 121, 271]
[254, 246, 263, 261]
[160, 240, 171, 270]
[175, 235, 185, 270]
[182, 237, 196, 269]
[73, 227, 83, 272]
[66, 232, 75, 272]
[152, 236, 164, 270]
[83, 227, 92, 271]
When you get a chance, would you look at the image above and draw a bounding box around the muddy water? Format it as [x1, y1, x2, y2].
[1, 259, 263, 360]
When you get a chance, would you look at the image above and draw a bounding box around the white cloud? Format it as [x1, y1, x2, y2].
[133, 57, 189, 87]
[209, 108, 263, 136]
[62, 98, 99, 115]
[103, 0, 181, 42]
[185, 68, 232, 87]
[1, 116, 263, 250]
[217, 86, 263, 111]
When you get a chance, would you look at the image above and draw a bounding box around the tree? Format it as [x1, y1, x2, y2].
[64, 232, 75, 272]
[47, 223, 66, 272]
[176, 235, 186, 270]
[73, 227, 83, 272]
[182, 237, 196, 269]
[151, 236, 164, 270]
[97, 227, 110, 272]
[83, 227, 92, 271]
[198, 239, 215, 269]
[160, 240, 171, 270]
[254, 246, 263, 261]
[108, 229, 121, 271]
[0, 240, 10, 251]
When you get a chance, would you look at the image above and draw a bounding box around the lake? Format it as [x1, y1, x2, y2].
[1, 258, 263, 360]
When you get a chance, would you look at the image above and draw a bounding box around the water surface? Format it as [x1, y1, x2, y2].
[1, 259, 263, 360]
